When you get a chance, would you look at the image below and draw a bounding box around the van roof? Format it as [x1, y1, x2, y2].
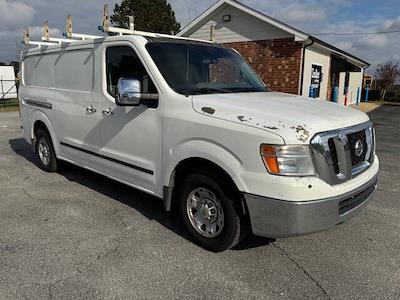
[23, 34, 214, 57]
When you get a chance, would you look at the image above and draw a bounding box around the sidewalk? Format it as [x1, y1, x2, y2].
[349, 101, 400, 113]
[349, 102, 383, 113]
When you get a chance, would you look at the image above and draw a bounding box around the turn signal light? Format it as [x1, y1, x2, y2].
[260, 145, 280, 174]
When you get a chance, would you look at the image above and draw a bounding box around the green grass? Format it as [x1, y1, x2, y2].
[0, 98, 19, 112]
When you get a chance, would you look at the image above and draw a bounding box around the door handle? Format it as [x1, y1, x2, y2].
[102, 108, 114, 116]
[86, 105, 97, 114]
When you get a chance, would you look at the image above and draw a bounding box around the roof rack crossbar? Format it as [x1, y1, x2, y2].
[41, 37, 73, 44]
[62, 32, 103, 40]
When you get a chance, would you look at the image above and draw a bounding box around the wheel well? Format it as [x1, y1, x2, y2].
[33, 120, 48, 138]
[169, 158, 246, 214]
[32, 121, 53, 154]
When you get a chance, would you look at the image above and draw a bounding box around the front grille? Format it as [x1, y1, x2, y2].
[328, 138, 339, 174]
[347, 130, 368, 167]
[310, 122, 374, 185]
[339, 179, 377, 215]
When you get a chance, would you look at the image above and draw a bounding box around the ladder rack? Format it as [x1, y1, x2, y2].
[22, 3, 213, 49]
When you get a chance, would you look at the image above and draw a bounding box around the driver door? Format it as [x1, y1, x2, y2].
[98, 43, 162, 195]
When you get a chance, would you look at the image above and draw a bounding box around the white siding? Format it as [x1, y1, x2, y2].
[337, 72, 363, 105]
[187, 6, 292, 43]
[347, 72, 363, 105]
[301, 46, 331, 100]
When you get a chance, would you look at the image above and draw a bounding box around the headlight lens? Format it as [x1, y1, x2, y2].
[261, 144, 315, 176]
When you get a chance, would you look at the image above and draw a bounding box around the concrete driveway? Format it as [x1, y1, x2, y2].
[0, 105, 399, 299]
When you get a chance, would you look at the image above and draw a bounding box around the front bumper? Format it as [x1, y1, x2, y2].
[244, 175, 378, 238]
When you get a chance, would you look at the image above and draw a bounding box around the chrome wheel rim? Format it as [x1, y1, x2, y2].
[38, 137, 50, 166]
[186, 187, 224, 238]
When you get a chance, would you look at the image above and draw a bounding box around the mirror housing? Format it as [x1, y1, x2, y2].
[116, 77, 158, 107]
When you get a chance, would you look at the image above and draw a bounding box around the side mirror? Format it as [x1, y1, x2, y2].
[116, 77, 159, 107]
[116, 77, 141, 106]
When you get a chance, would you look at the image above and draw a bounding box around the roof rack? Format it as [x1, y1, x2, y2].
[22, 3, 212, 48]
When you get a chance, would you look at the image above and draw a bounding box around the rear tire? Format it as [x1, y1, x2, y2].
[178, 173, 246, 252]
[34, 128, 58, 172]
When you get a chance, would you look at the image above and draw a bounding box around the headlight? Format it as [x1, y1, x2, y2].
[260, 144, 315, 176]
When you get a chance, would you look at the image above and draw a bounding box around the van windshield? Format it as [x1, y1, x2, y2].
[146, 41, 268, 95]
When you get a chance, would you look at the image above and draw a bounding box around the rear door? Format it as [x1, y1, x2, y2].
[53, 47, 103, 171]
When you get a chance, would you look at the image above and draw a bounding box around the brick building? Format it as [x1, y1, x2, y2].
[178, 0, 369, 105]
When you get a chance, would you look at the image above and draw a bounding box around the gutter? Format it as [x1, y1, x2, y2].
[299, 39, 314, 96]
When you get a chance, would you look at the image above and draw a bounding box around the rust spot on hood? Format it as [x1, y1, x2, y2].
[291, 125, 310, 142]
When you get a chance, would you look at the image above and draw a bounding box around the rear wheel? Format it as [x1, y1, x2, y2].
[35, 128, 58, 172]
[178, 173, 246, 252]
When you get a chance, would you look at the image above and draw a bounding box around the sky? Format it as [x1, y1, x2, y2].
[0, 0, 399, 71]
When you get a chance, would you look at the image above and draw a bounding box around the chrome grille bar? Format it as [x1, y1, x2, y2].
[310, 121, 374, 185]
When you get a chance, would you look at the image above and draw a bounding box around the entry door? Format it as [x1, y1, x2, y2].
[311, 65, 322, 98]
[98, 44, 162, 194]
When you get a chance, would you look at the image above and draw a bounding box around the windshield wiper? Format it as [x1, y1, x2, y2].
[183, 87, 233, 95]
[229, 87, 267, 93]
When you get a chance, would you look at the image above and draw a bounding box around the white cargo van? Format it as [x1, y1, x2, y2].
[19, 34, 378, 251]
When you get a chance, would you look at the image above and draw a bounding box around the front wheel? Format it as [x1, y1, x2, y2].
[178, 173, 246, 252]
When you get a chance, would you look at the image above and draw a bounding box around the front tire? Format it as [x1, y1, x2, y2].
[35, 128, 58, 172]
[178, 173, 245, 252]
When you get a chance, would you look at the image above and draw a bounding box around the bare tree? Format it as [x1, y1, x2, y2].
[374, 61, 400, 100]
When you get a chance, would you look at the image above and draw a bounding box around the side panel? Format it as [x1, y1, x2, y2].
[52, 48, 103, 171]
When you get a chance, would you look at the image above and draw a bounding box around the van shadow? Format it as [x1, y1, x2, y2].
[9, 137, 274, 251]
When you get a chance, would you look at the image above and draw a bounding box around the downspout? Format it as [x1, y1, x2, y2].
[299, 38, 314, 96]
[360, 63, 370, 101]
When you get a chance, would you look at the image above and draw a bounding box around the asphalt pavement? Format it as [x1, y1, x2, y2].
[0, 105, 399, 299]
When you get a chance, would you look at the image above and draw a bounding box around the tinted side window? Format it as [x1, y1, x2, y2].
[106, 46, 157, 97]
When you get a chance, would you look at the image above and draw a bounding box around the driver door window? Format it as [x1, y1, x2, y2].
[105, 46, 157, 98]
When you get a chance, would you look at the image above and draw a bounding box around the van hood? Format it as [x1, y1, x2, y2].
[192, 92, 370, 144]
